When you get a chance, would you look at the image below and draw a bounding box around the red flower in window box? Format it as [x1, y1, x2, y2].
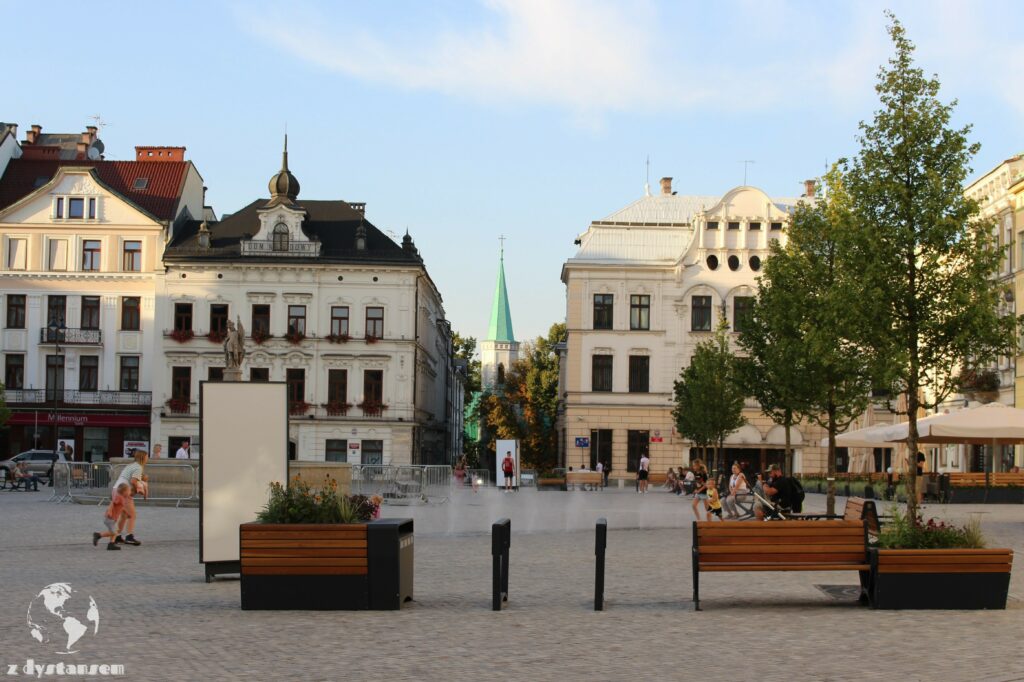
[285, 331, 306, 345]
[365, 334, 380, 344]
[251, 329, 271, 345]
[323, 401, 352, 416]
[326, 333, 351, 344]
[288, 401, 311, 416]
[170, 328, 194, 343]
[207, 330, 226, 343]
[357, 401, 388, 417]
[165, 397, 191, 414]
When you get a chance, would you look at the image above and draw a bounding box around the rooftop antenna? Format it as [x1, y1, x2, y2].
[88, 114, 111, 132]
[741, 160, 755, 186]
[644, 155, 651, 196]
[498, 234, 506, 258]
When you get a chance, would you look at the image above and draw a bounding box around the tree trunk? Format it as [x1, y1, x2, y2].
[784, 410, 793, 476]
[826, 403, 837, 516]
[906, 391, 920, 523]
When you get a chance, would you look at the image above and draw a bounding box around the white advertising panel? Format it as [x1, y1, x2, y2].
[200, 381, 288, 565]
[495, 439, 519, 487]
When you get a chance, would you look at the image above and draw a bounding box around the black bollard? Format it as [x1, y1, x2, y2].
[492, 518, 511, 611]
[595, 518, 607, 611]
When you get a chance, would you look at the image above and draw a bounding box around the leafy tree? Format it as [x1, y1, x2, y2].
[452, 332, 481, 404]
[764, 169, 878, 514]
[844, 14, 1016, 521]
[673, 320, 746, 475]
[0, 383, 10, 429]
[480, 323, 567, 471]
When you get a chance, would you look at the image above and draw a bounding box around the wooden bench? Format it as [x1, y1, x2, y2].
[240, 523, 369, 577]
[948, 472, 1024, 487]
[566, 471, 604, 490]
[798, 497, 883, 535]
[692, 520, 870, 610]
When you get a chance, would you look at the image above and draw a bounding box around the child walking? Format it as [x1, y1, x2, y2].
[93, 482, 130, 550]
[705, 478, 724, 522]
[113, 450, 149, 546]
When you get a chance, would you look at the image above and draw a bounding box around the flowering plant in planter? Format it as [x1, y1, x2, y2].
[365, 334, 380, 344]
[165, 397, 191, 414]
[288, 401, 311, 416]
[170, 328, 194, 343]
[326, 333, 352, 343]
[257, 478, 382, 524]
[358, 401, 388, 417]
[285, 330, 306, 345]
[251, 329, 271, 345]
[877, 508, 985, 549]
[206, 329, 226, 343]
[324, 401, 353, 416]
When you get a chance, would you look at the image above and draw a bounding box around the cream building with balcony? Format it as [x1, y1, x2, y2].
[156, 141, 459, 465]
[559, 177, 897, 480]
[0, 125, 205, 459]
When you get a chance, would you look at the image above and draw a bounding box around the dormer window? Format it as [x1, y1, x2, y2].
[272, 223, 289, 251]
[133, 178, 149, 190]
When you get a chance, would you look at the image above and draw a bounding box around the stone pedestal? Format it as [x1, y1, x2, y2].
[224, 368, 243, 382]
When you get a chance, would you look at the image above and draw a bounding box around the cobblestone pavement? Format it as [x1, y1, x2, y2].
[0, 487, 1021, 681]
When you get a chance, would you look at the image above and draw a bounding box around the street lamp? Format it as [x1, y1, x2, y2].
[47, 319, 65, 454]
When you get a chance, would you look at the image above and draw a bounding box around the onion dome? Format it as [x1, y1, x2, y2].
[267, 135, 300, 205]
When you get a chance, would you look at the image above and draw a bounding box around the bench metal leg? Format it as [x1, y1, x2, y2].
[692, 547, 701, 611]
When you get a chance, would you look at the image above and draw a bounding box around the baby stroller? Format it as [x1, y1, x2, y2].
[750, 481, 788, 521]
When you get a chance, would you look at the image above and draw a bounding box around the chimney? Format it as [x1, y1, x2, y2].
[25, 124, 42, 145]
[75, 141, 88, 159]
[804, 179, 816, 198]
[81, 131, 92, 144]
[660, 177, 673, 195]
[197, 221, 211, 249]
[85, 126, 98, 143]
[135, 146, 186, 162]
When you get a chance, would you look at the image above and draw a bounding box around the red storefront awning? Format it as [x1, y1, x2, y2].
[8, 412, 150, 428]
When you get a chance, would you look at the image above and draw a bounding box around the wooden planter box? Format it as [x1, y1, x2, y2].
[947, 487, 1024, 504]
[240, 518, 414, 610]
[536, 477, 566, 491]
[869, 548, 1013, 610]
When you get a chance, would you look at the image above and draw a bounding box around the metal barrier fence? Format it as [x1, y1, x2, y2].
[50, 462, 198, 507]
[349, 465, 453, 504]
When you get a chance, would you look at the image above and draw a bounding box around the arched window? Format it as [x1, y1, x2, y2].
[272, 223, 289, 251]
[497, 363, 505, 384]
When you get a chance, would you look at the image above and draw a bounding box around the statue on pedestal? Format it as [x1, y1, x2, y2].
[224, 317, 246, 374]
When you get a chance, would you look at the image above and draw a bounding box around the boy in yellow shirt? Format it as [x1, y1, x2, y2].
[705, 478, 724, 521]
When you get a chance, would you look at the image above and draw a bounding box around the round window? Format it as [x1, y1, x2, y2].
[728, 255, 740, 271]
[706, 255, 719, 270]
[749, 255, 762, 271]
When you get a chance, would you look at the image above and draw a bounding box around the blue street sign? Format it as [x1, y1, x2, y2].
[575, 437, 590, 448]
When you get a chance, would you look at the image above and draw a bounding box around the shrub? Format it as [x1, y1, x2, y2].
[876, 508, 986, 549]
[257, 478, 381, 524]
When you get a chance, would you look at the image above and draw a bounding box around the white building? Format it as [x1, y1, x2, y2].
[156, 141, 460, 464]
[0, 124, 205, 459]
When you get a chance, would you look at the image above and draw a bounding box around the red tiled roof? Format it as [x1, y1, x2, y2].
[0, 159, 190, 221]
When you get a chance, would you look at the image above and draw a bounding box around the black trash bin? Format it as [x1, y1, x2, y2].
[367, 518, 414, 610]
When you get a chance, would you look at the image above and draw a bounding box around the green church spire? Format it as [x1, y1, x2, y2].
[487, 242, 515, 343]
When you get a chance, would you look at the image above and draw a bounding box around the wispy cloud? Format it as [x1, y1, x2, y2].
[236, 0, 1024, 123]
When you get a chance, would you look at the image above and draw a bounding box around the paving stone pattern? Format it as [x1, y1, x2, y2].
[0, 488, 1021, 681]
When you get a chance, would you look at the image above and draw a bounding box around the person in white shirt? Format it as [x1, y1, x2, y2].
[175, 440, 190, 460]
[638, 453, 651, 493]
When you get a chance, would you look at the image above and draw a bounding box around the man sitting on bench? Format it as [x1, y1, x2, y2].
[756, 465, 796, 519]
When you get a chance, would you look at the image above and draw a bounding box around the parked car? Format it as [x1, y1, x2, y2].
[0, 450, 67, 481]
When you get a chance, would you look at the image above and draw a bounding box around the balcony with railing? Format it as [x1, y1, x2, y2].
[240, 239, 321, 257]
[39, 328, 102, 345]
[6, 389, 152, 407]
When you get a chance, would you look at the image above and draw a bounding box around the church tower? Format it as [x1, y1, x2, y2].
[481, 244, 519, 389]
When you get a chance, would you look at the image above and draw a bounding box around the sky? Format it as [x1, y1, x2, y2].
[4, 0, 1024, 347]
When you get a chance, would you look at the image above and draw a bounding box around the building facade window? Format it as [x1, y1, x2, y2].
[81, 240, 101, 271]
[362, 440, 384, 465]
[363, 370, 384, 404]
[6, 294, 25, 328]
[691, 295, 712, 331]
[733, 296, 754, 333]
[630, 295, 650, 330]
[749, 221, 761, 230]
[286, 368, 305, 404]
[330, 306, 349, 336]
[210, 304, 228, 336]
[48, 239, 68, 270]
[626, 430, 650, 473]
[6, 238, 26, 270]
[48, 295, 67, 326]
[121, 297, 141, 331]
[365, 307, 384, 339]
[173, 303, 193, 332]
[706, 221, 719, 230]
[81, 296, 100, 330]
[593, 294, 613, 330]
[79, 356, 99, 391]
[628, 355, 650, 393]
[122, 241, 142, 271]
[328, 369, 348, 404]
[252, 305, 270, 336]
[727, 221, 740, 230]
[171, 366, 191, 402]
[250, 367, 269, 382]
[589, 429, 612, 470]
[5, 354, 24, 390]
[272, 224, 289, 251]
[592, 354, 613, 392]
[770, 222, 783, 231]
[287, 305, 306, 335]
[728, 255, 741, 271]
[88, 197, 97, 220]
[46, 355, 65, 400]
[55, 198, 64, 219]
[68, 198, 85, 220]
[325, 439, 348, 462]
[119, 356, 140, 392]
[208, 367, 224, 382]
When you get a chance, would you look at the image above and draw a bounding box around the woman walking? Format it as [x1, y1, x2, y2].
[690, 458, 709, 520]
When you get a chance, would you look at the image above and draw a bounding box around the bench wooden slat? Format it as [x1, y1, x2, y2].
[242, 566, 368, 576]
[699, 535, 865, 545]
[877, 554, 1010, 564]
[700, 564, 870, 572]
[241, 523, 367, 531]
[878, 564, 1011, 574]
[241, 530, 367, 540]
[700, 544, 866, 554]
[242, 557, 368, 567]
[242, 548, 367, 558]
[701, 553, 867, 564]
[241, 539, 368, 549]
